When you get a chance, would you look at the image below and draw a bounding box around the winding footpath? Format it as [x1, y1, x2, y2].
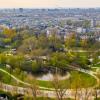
[0, 68, 55, 90]
[0, 69, 30, 86]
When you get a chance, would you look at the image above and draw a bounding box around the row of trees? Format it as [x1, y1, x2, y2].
[1, 47, 100, 74]
[0, 28, 99, 51]
[0, 51, 91, 75]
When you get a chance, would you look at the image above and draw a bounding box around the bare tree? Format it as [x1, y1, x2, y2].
[94, 87, 98, 100]
[94, 69, 100, 100]
[28, 76, 40, 100]
[70, 71, 81, 100]
[52, 74, 68, 100]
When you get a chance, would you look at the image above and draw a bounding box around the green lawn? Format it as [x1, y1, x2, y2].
[37, 71, 96, 88]
[93, 63, 100, 68]
[0, 71, 16, 85]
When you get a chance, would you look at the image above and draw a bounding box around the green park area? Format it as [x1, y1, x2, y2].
[0, 28, 100, 99]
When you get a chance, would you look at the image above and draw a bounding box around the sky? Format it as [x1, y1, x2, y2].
[0, 0, 100, 8]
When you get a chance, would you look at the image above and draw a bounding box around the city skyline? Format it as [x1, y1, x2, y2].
[0, 0, 100, 8]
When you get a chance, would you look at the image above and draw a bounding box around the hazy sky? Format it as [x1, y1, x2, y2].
[0, 0, 100, 8]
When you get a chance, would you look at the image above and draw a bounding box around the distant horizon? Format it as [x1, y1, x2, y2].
[0, 7, 100, 9]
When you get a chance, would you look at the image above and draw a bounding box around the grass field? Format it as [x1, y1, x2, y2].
[93, 63, 100, 68]
[37, 71, 96, 88]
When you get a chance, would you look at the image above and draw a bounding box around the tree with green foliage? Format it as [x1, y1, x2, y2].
[65, 33, 76, 49]
[49, 52, 69, 73]
[0, 54, 7, 65]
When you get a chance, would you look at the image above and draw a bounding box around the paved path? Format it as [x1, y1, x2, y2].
[64, 49, 100, 53]
[0, 83, 100, 100]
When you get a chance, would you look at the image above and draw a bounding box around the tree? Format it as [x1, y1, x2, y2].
[66, 20, 73, 26]
[52, 75, 68, 100]
[3, 28, 16, 38]
[70, 71, 82, 100]
[48, 33, 63, 52]
[0, 72, 3, 90]
[94, 69, 100, 100]
[6, 55, 17, 69]
[18, 37, 38, 54]
[83, 20, 90, 28]
[80, 39, 88, 49]
[6, 55, 24, 70]
[65, 33, 76, 48]
[0, 54, 7, 65]
[31, 60, 40, 73]
[72, 52, 89, 69]
[38, 33, 49, 49]
[28, 77, 40, 100]
[49, 52, 69, 73]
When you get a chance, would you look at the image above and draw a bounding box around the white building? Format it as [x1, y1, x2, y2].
[76, 27, 86, 33]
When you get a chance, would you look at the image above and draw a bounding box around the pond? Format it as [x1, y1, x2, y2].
[36, 72, 70, 81]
